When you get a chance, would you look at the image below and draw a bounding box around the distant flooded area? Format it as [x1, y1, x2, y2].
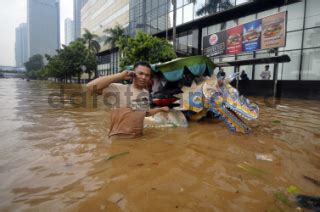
[0, 79, 319, 211]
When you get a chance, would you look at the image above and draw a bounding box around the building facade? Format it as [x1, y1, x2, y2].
[81, 0, 130, 75]
[27, 0, 60, 58]
[15, 23, 28, 67]
[74, 0, 88, 39]
[97, 0, 320, 98]
[65, 18, 75, 45]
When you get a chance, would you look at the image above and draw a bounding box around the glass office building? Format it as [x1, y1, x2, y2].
[97, 0, 320, 98]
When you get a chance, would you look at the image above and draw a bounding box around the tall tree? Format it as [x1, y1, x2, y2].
[82, 29, 101, 53]
[24, 54, 44, 72]
[119, 31, 176, 68]
[103, 25, 127, 48]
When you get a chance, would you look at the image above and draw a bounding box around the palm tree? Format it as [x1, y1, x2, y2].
[82, 28, 101, 53]
[103, 25, 127, 48]
[82, 29, 100, 79]
[195, 0, 233, 16]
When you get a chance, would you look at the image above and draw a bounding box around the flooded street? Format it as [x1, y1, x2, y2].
[0, 79, 319, 211]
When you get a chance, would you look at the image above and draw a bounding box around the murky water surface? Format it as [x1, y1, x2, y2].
[0, 79, 319, 211]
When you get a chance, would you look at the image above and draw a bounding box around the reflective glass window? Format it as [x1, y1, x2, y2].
[278, 50, 300, 80]
[303, 28, 320, 49]
[301, 48, 320, 80]
[193, 0, 206, 19]
[279, 31, 303, 51]
[305, 0, 320, 28]
[280, 1, 304, 31]
[183, 3, 194, 23]
[177, 7, 183, 26]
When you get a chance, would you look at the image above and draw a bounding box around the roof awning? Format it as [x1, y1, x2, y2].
[215, 55, 291, 67]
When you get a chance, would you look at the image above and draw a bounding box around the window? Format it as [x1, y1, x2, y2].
[168, 11, 173, 28]
[303, 28, 320, 49]
[152, 0, 158, 9]
[225, 20, 237, 30]
[255, 64, 274, 80]
[207, 24, 221, 35]
[278, 50, 301, 80]
[183, 3, 193, 23]
[238, 53, 253, 79]
[280, 31, 303, 51]
[177, 0, 183, 8]
[238, 14, 256, 25]
[193, 0, 205, 19]
[280, 1, 304, 31]
[305, 0, 320, 28]
[301, 48, 320, 80]
[177, 7, 183, 26]
[236, 0, 249, 5]
[257, 8, 278, 19]
[220, 56, 236, 77]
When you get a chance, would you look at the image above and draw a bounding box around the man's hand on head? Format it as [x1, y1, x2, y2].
[121, 70, 135, 81]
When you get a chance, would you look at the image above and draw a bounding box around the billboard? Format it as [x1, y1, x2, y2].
[203, 11, 287, 57]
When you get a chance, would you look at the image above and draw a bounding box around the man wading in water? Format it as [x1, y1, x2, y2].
[87, 61, 169, 138]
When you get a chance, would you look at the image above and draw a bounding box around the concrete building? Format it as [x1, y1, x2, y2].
[65, 18, 75, 45]
[15, 23, 28, 67]
[27, 0, 60, 58]
[74, 0, 88, 39]
[81, 0, 129, 75]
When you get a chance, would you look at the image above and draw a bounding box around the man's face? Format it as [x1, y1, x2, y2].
[133, 65, 151, 88]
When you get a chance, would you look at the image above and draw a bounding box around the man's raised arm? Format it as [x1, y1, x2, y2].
[86, 71, 132, 95]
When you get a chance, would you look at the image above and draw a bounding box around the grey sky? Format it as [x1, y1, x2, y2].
[0, 0, 73, 67]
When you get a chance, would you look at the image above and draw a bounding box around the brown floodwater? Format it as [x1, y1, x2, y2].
[0, 79, 319, 211]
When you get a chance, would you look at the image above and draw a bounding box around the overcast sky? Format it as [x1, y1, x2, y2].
[0, 0, 73, 67]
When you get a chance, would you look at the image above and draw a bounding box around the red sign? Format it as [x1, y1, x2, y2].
[226, 25, 243, 54]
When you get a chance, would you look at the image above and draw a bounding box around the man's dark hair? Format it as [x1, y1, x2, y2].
[133, 61, 152, 71]
[265, 65, 270, 69]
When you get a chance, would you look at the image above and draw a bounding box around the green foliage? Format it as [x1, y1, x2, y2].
[82, 28, 101, 53]
[119, 31, 177, 68]
[103, 24, 127, 48]
[45, 39, 97, 82]
[24, 54, 44, 72]
[194, 0, 233, 16]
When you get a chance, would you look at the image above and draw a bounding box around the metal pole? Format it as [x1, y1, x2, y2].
[236, 66, 239, 90]
[273, 48, 279, 98]
[166, 0, 169, 40]
[172, 0, 177, 51]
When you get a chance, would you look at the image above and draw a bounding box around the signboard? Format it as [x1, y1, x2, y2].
[203, 11, 287, 57]
[261, 12, 286, 49]
[203, 31, 227, 56]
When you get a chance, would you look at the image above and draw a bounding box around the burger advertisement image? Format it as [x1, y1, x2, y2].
[202, 11, 287, 57]
[262, 11, 286, 49]
[203, 31, 227, 57]
[226, 25, 243, 54]
[242, 19, 262, 52]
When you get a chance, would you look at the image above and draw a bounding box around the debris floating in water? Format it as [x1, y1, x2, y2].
[255, 153, 274, 162]
[273, 191, 290, 206]
[303, 175, 320, 187]
[237, 162, 264, 176]
[295, 195, 320, 211]
[272, 120, 281, 124]
[105, 151, 130, 161]
[287, 185, 299, 194]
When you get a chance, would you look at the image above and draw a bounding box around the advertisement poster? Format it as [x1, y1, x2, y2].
[242, 19, 262, 52]
[202, 11, 287, 57]
[203, 31, 227, 56]
[261, 11, 286, 49]
[226, 25, 243, 54]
